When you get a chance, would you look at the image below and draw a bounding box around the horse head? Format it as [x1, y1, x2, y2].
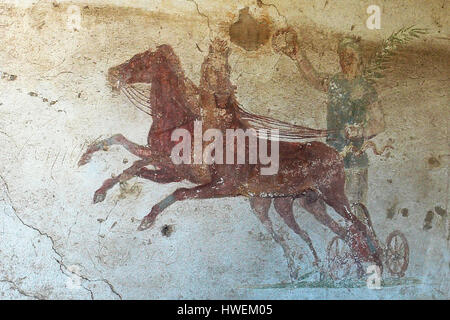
[107, 45, 198, 132]
[107, 45, 184, 90]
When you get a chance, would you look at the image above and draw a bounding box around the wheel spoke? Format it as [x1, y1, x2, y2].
[396, 259, 402, 272]
[393, 259, 399, 273]
[397, 257, 404, 272]
[386, 248, 394, 260]
[385, 232, 409, 277]
[327, 237, 354, 280]
[335, 240, 340, 257]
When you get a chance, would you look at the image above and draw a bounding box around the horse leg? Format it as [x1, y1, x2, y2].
[320, 185, 383, 269]
[250, 197, 298, 281]
[297, 190, 353, 279]
[297, 190, 347, 240]
[320, 184, 367, 235]
[273, 197, 320, 267]
[92, 160, 179, 203]
[78, 134, 151, 166]
[92, 159, 150, 203]
[137, 180, 237, 231]
[136, 167, 182, 184]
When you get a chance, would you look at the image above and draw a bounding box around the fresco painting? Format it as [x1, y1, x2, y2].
[0, 1, 448, 300]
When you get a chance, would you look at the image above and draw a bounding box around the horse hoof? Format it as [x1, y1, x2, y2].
[319, 271, 327, 282]
[78, 154, 91, 167]
[289, 269, 299, 282]
[137, 216, 154, 231]
[93, 191, 106, 203]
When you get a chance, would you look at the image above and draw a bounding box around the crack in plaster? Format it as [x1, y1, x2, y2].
[0, 278, 45, 300]
[0, 175, 122, 300]
[257, 0, 290, 27]
[186, 0, 212, 37]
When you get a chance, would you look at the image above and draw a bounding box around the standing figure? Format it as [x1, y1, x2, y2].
[272, 29, 385, 208]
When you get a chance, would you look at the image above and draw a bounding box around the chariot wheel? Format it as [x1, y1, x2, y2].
[327, 236, 354, 280]
[385, 230, 409, 278]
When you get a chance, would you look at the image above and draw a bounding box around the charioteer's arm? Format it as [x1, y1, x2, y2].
[272, 28, 329, 93]
[293, 51, 329, 93]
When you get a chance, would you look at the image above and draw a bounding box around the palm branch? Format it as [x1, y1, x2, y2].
[363, 26, 429, 83]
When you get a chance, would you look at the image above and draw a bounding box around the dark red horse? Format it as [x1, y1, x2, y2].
[79, 39, 383, 279]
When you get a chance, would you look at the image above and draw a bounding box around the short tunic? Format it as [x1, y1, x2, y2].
[326, 73, 377, 168]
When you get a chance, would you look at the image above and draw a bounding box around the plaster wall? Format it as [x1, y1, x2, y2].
[0, 0, 448, 299]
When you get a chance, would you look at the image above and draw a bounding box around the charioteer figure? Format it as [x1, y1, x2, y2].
[272, 29, 386, 210]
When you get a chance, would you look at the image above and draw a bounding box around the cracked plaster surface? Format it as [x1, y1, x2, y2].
[0, 0, 448, 299]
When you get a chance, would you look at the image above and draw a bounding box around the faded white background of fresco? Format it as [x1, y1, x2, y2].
[0, 0, 448, 299]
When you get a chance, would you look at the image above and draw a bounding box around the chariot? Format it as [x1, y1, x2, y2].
[327, 203, 410, 280]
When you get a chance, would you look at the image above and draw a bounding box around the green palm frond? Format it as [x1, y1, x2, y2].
[363, 26, 429, 83]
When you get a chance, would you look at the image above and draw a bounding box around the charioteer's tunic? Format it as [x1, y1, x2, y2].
[326, 73, 377, 206]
